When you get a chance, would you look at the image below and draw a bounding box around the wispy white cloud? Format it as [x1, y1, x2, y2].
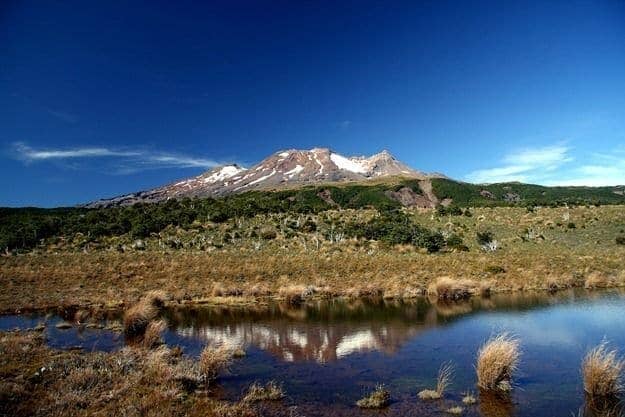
[465, 145, 572, 184]
[10, 142, 225, 173]
[465, 143, 625, 186]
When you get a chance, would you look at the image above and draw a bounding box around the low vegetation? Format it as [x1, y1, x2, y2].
[242, 381, 285, 402]
[356, 384, 391, 408]
[0, 330, 256, 417]
[1, 204, 624, 313]
[582, 341, 625, 398]
[199, 345, 233, 385]
[418, 362, 454, 400]
[476, 333, 520, 393]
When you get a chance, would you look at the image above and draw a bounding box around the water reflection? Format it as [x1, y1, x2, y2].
[164, 289, 610, 364]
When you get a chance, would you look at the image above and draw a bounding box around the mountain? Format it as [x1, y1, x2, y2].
[86, 148, 438, 207]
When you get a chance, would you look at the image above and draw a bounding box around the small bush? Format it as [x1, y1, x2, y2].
[476, 231, 494, 246]
[616, 236, 625, 245]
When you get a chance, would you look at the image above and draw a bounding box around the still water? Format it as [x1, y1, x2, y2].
[3, 289, 625, 416]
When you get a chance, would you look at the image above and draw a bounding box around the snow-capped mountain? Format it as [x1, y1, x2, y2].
[86, 148, 437, 207]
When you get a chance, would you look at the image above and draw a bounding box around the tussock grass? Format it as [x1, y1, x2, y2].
[418, 362, 454, 400]
[585, 272, 613, 290]
[199, 345, 233, 384]
[242, 381, 285, 402]
[356, 384, 390, 408]
[462, 391, 477, 405]
[142, 319, 167, 349]
[583, 341, 625, 398]
[445, 405, 464, 415]
[427, 277, 476, 300]
[476, 333, 520, 393]
[123, 290, 169, 340]
[0, 331, 252, 417]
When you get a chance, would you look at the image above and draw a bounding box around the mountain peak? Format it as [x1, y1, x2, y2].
[86, 147, 437, 207]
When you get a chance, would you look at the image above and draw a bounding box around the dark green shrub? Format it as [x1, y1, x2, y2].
[477, 231, 494, 246]
[616, 236, 625, 245]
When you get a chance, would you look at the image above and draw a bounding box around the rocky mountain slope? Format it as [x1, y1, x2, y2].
[86, 148, 438, 207]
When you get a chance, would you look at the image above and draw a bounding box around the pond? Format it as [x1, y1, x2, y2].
[3, 289, 625, 417]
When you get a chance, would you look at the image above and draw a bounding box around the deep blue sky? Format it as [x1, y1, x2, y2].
[2, 1, 625, 207]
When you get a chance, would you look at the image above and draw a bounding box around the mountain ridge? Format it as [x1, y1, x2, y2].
[85, 148, 441, 208]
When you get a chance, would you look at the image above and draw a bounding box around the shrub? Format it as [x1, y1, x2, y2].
[616, 236, 625, 245]
[567, 222, 576, 229]
[476, 333, 520, 393]
[476, 231, 494, 246]
[582, 341, 624, 397]
[356, 384, 390, 408]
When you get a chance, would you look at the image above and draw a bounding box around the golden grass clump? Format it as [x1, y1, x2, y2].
[242, 380, 285, 402]
[476, 333, 520, 393]
[123, 302, 158, 337]
[356, 384, 391, 408]
[462, 392, 477, 405]
[582, 341, 625, 398]
[585, 272, 612, 290]
[445, 406, 464, 415]
[418, 362, 454, 400]
[427, 277, 475, 300]
[123, 291, 169, 338]
[199, 345, 233, 384]
[141, 319, 167, 349]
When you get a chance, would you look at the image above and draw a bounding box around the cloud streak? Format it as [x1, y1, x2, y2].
[465, 144, 625, 186]
[465, 145, 572, 184]
[10, 142, 225, 173]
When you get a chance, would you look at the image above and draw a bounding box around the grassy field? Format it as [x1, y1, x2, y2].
[1, 205, 624, 313]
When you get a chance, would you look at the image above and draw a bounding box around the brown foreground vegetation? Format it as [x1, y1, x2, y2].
[0, 330, 261, 417]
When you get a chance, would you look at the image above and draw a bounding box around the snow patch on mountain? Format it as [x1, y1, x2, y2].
[330, 153, 368, 174]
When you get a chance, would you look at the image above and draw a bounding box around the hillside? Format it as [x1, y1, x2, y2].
[2, 177, 625, 253]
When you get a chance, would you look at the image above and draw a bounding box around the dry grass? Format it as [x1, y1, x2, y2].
[418, 362, 454, 400]
[0, 330, 257, 417]
[1, 205, 624, 312]
[476, 333, 520, 393]
[462, 392, 477, 405]
[582, 341, 625, 398]
[242, 381, 285, 402]
[445, 406, 464, 415]
[356, 384, 391, 408]
[427, 277, 476, 300]
[199, 345, 233, 384]
[142, 319, 167, 349]
[585, 272, 613, 289]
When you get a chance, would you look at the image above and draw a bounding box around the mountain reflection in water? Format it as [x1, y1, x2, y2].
[165, 290, 605, 364]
